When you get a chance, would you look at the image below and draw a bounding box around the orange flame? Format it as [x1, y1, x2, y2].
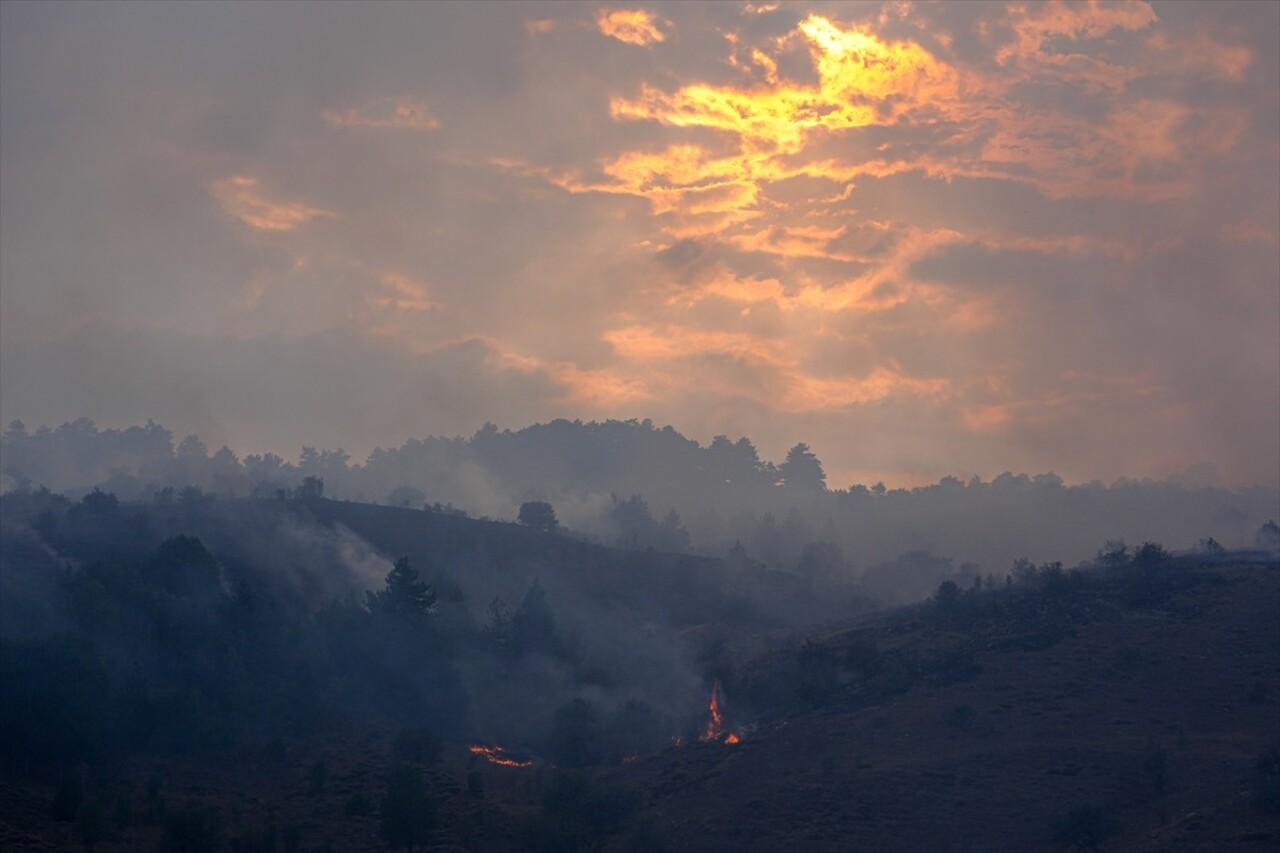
[468, 744, 534, 767]
[702, 680, 726, 741]
[701, 679, 740, 744]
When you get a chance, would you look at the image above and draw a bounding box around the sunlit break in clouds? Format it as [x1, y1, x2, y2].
[597, 8, 671, 47]
[0, 1, 1276, 488]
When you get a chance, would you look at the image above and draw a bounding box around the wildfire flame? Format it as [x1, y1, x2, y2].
[702, 680, 726, 741]
[701, 679, 741, 745]
[468, 744, 534, 767]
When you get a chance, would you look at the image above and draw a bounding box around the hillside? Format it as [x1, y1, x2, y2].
[609, 561, 1280, 851]
[2, 488, 1275, 851]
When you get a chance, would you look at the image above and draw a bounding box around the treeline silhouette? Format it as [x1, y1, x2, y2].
[3, 417, 1276, 585]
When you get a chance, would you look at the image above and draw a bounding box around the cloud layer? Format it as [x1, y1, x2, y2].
[1, 1, 1276, 487]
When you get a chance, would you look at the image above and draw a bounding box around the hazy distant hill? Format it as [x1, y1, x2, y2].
[4, 416, 1277, 583]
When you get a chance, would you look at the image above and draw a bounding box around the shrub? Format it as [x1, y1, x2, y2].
[158, 803, 223, 853]
[307, 760, 328, 796]
[1052, 804, 1119, 851]
[1096, 540, 1128, 567]
[75, 799, 108, 852]
[343, 794, 374, 817]
[946, 705, 976, 734]
[1143, 741, 1168, 795]
[1254, 745, 1280, 815]
[1131, 542, 1170, 567]
[380, 763, 437, 850]
[391, 727, 442, 765]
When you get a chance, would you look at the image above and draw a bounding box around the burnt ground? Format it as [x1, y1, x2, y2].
[2, 561, 1277, 852]
[610, 563, 1280, 852]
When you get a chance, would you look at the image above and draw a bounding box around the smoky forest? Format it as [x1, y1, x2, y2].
[1, 417, 1278, 852]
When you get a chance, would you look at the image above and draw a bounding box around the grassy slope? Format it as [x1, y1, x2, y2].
[2, 496, 1276, 851]
[608, 564, 1280, 852]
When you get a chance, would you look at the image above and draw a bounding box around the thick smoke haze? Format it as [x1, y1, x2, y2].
[3, 417, 1276, 590]
[2, 6, 1278, 851]
[2, 1, 1277, 488]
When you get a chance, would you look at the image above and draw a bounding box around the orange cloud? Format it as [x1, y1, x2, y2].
[323, 98, 440, 131]
[525, 19, 558, 35]
[552, 8, 1246, 213]
[963, 369, 1161, 434]
[553, 363, 659, 407]
[611, 13, 961, 154]
[477, 335, 659, 408]
[597, 9, 669, 47]
[782, 368, 948, 412]
[1147, 30, 1252, 82]
[367, 273, 437, 313]
[980, 100, 1249, 199]
[211, 176, 335, 232]
[605, 324, 789, 365]
[998, 0, 1158, 66]
[556, 15, 968, 236]
[602, 323, 947, 412]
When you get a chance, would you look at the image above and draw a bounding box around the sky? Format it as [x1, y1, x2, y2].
[1, 0, 1277, 489]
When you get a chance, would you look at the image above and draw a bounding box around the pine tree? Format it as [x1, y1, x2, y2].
[380, 763, 436, 851]
[778, 443, 826, 492]
[366, 557, 436, 618]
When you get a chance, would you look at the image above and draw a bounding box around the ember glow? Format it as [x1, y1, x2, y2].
[468, 744, 534, 768]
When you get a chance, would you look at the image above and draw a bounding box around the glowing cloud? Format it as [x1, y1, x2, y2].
[210, 176, 335, 232]
[601, 323, 947, 412]
[323, 97, 440, 131]
[525, 19, 558, 35]
[597, 8, 669, 47]
[562, 15, 967, 236]
[368, 273, 437, 313]
[998, 0, 1158, 65]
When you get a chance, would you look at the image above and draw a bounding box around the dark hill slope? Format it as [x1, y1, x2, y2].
[305, 499, 753, 629]
[606, 562, 1280, 852]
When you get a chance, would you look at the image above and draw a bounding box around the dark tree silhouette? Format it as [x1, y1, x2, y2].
[481, 596, 514, 656]
[518, 500, 558, 532]
[380, 763, 437, 851]
[158, 803, 223, 853]
[1097, 540, 1129, 566]
[778, 442, 826, 492]
[74, 799, 108, 852]
[296, 475, 324, 501]
[387, 485, 426, 508]
[1052, 804, 1119, 852]
[546, 699, 602, 768]
[366, 557, 436, 618]
[935, 579, 961, 612]
[1257, 520, 1280, 551]
[1131, 541, 1170, 567]
[512, 579, 557, 655]
[392, 727, 442, 765]
[78, 488, 119, 515]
